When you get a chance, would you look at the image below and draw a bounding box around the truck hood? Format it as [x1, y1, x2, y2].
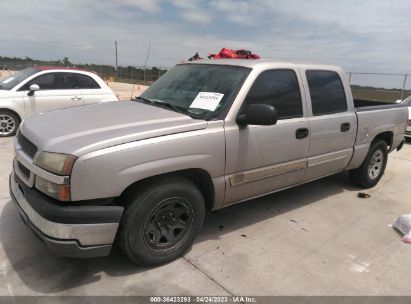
[20, 101, 208, 156]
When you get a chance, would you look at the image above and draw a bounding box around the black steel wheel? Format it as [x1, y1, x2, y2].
[143, 197, 194, 251]
[118, 176, 205, 266]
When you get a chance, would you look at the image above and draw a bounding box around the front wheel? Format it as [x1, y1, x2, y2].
[349, 140, 388, 188]
[0, 111, 20, 137]
[118, 177, 205, 266]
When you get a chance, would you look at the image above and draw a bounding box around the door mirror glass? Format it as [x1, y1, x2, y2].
[237, 104, 278, 126]
[28, 84, 40, 96]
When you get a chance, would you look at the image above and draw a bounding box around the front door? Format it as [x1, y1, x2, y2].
[224, 68, 310, 205]
[21, 72, 84, 115]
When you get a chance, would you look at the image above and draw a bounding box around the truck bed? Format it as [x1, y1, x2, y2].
[352, 99, 407, 157]
[354, 99, 405, 112]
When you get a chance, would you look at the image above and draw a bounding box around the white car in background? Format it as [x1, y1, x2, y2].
[0, 67, 119, 136]
[399, 96, 411, 138]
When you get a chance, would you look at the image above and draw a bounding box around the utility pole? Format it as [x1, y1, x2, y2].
[400, 74, 408, 100]
[114, 40, 118, 74]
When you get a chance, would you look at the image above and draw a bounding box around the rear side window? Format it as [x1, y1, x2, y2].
[76, 74, 100, 89]
[306, 70, 347, 115]
[245, 69, 303, 119]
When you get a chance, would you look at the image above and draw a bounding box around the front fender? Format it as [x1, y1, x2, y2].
[0, 98, 25, 121]
[70, 123, 225, 202]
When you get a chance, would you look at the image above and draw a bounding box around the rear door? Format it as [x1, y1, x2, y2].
[301, 69, 357, 181]
[21, 72, 83, 115]
[224, 68, 310, 205]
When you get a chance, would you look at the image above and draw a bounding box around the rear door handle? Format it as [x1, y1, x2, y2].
[71, 96, 82, 101]
[295, 128, 309, 139]
[341, 122, 351, 132]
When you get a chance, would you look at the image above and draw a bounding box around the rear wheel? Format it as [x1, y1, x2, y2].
[118, 177, 205, 266]
[349, 140, 388, 188]
[0, 111, 20, 137]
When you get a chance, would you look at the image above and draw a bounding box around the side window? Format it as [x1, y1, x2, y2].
[245, 69, 303, 119]
[21, 73, 58, 90]
[61, 73, 78, 89]
[76, 74, 100, 89]
[306, 70, 347, 115]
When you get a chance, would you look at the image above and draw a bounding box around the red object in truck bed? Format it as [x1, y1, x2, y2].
[208, 48, 260, 59]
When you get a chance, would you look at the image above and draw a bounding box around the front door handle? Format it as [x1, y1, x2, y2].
[71, 96, 82, 101]
[341, 122, 351, 132]
[295, 128, 309, 139]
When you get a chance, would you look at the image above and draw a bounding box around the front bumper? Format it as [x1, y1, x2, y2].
[9, 172, 124, 258]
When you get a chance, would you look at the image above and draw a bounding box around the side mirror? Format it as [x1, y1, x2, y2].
[27, 84, 40, 96]
[236, 104, 278, 126]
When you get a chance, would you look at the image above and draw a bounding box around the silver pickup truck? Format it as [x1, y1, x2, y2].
[10, 59, 408, 266]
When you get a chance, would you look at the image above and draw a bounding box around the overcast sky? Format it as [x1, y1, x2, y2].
[1, 0, 410, 76]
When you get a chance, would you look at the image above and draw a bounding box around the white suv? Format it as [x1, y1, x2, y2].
[0, 67, 119, 136]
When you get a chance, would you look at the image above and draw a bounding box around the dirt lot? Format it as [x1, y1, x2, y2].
[1, 135, 411, 296]
[352, 88, 410, 103]
[0, 70, 12, 79]
[108, 81, 147, 100]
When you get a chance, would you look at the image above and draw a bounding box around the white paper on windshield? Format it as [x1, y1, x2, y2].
[190, 92, 224, 111]
[1, 77, 14, 84]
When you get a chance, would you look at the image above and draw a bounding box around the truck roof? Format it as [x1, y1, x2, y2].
[181, 59, 342, 71]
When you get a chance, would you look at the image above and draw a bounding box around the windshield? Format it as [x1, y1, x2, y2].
[402, 96, 411, 106]
[140, 64, 250, 119]
[0, 68, 39, 90]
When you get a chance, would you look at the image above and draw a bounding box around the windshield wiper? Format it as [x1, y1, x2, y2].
[151, 99, 187, 113]
[134, 96, 151, 104]
[135, 97, 203, 119]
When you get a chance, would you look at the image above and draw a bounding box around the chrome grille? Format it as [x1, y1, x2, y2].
[18, 132, 38, 159]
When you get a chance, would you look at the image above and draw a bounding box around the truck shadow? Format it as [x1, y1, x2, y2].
[0, 171, 358, 293]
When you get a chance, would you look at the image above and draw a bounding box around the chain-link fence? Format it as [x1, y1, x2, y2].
[1, 60, 410, 102]
[348, 72, 411, 102]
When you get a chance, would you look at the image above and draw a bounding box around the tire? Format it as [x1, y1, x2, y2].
[349, 140, 388, 188]
[0, 111, 20, 137]
[118, 177, 205, 266]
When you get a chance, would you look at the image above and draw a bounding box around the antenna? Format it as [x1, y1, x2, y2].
[130, 42, 151, 100]
[143, 42, 151, 68]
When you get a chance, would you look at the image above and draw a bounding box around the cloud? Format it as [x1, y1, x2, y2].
[209, 0, 267, 25]
[0, 0, 410, 75]
[180, 10, 212, 25]
[168, 0, 212, 25]
[169, 0, 202, 10]
[119, 0, 161, 13]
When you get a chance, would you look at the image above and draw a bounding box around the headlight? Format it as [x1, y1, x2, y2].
[36, 152, 77, 176]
